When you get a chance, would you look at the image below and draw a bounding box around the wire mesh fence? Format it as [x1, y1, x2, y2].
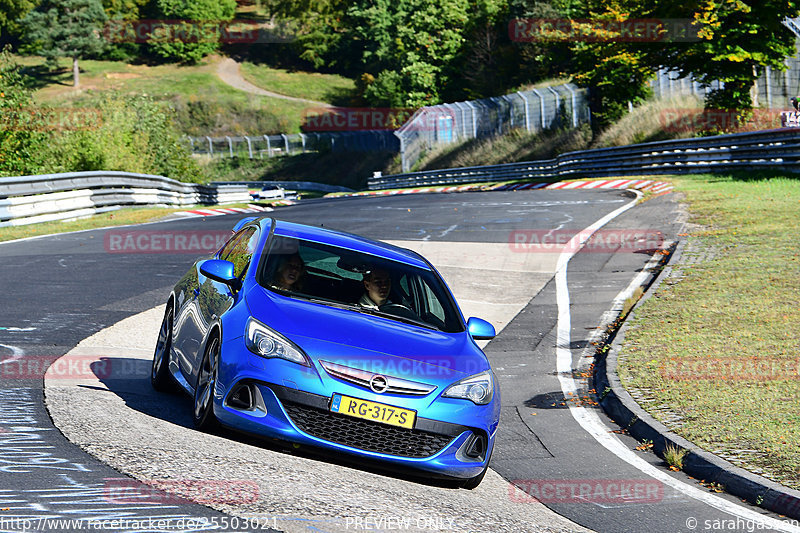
[187, 131, 400, 158]
[187, 84, 590, 171]
[650, 27, 800, 111]
[393, 84, 590, 172]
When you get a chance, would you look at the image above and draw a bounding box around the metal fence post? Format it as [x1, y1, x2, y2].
[245, 136, 253, 159]
[564, 85, 579, 128]
[300, 133, 306, 152]
[765, 66, 772, 109]
[517, 91, 532, 132]
[501, 95, 514, 130]
[225, 136, 233, 158]
[531, 89, 546, 130]
[264, 135, 271, 157]
[206, 136, 213, 156]
[464, 101, 478, 138]
[281, 134, 290, 155]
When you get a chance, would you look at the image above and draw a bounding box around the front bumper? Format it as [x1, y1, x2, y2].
[214, 380, 494, 479]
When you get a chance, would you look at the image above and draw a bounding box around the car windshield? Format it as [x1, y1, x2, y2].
[257, 235, 464, 333]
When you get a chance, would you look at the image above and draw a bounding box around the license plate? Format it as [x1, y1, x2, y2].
[330, 394, 416, 429]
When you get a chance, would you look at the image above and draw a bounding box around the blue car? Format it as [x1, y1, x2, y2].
[151, 217, 500, 488]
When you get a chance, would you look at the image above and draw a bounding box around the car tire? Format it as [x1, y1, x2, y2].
[151, 305, 175, 392]
[193, 335, 221, 432]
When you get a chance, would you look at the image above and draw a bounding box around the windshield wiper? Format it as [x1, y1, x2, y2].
[364, 308, 442, 332]
[282, 292, 442, 331]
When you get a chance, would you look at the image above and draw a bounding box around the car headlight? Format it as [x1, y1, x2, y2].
[245, 318, 310, 366]
[442, 370, 494, 405]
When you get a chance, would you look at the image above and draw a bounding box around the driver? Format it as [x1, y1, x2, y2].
[359, 268, 391, 309]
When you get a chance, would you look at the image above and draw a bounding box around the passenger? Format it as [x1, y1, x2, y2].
[271, 253, 305, 291]
[359, 268, 391, 309]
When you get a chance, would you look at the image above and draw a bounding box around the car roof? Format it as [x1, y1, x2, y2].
[257, 218, 430, 269]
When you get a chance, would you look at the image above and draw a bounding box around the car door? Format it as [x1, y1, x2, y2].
[186, 226, 260, 386]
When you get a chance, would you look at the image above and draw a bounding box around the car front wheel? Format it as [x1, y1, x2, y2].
[151, 305, 175, 392]
[193, 335, 221, 431]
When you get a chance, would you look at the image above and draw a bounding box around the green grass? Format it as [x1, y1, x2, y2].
[0, 207, 186, 242]
[617, 173, 800, 489]
[385, 125, 593, 175]
[15, 55, 322, 135]
[239, 62, 356, 105]
[593, 93, 704, 148]
[0, 202, 267, 242]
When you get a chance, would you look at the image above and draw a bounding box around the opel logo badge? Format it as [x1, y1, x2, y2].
[369, 374, 388, 394]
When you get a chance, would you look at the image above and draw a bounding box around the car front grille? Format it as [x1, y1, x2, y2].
[282, 401, 455, 458]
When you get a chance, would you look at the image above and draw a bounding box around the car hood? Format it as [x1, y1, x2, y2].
[246, 286, 487, 379]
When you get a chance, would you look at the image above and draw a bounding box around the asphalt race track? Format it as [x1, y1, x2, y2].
[0, 189, 795, 533]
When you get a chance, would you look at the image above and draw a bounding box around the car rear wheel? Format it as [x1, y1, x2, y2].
[151, 305, 175, 392]
[193, 335, 221, 432]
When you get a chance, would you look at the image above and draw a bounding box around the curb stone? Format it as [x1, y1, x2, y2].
[593, 237, 800, 521]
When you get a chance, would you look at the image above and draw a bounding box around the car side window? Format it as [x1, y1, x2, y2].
[218, 230, 246, 260]
[222, 227, 259, 278]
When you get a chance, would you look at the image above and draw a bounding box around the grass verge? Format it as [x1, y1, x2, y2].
[16, 55, 318, 135]
[0, 204, 258, 243]
[239, 62, 356, 105]
[617, 172, 800, 490]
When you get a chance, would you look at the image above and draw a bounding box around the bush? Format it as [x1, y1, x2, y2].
[43, 94, 203, 181]
[1, 51, 202, 182]
[0, 48, 50, 175]
[147, 0, 237, 63]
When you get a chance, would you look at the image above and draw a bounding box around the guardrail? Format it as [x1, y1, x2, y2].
[213, 180, 354, 193]
[0, 171, 252, 227]
[368, 128, 800, 189]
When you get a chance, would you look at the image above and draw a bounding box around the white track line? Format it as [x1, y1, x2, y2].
[553, 193, 800, 532]
[0, 344, 24, 367]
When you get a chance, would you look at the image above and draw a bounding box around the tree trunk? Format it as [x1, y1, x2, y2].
[73, 57, 79, 88]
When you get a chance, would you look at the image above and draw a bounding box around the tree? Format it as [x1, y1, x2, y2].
[22, 0, 107, 87]
[147, 0, 236, 64]
[347, 0, 471, 107]
[563, 2, 654, 132]
[645, 0, 800, 115]
[445, 0, 513, 100]
[0, 0, 38, 45]
[265, 0, 349, 70]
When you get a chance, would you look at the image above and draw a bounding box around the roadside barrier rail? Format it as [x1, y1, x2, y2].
[0, 171, 251, 227]
[368, 128, 800, 190]
[214, 181, 353, 194]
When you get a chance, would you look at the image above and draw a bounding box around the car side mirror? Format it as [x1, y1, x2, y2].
[200, 260, 240, 289]
[467, 317, 496, 340]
